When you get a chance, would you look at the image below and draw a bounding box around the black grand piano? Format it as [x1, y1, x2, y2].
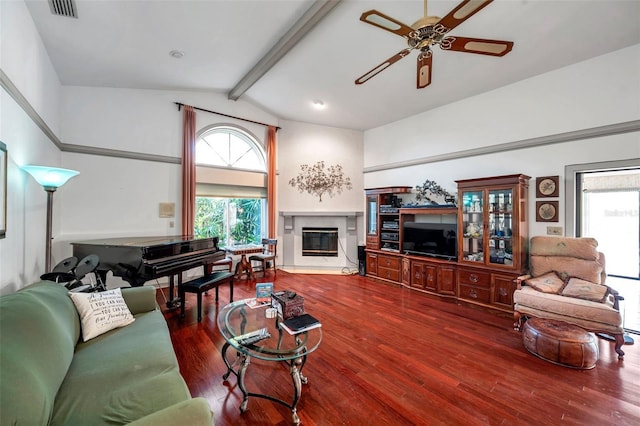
[71, 236, 225, 306]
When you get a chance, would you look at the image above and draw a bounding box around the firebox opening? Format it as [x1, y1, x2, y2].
[302, 227, 338, 257]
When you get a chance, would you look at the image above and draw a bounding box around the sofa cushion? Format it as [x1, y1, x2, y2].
[514, 286, 621, 328]
[70, 287, 135, 341]
[127, 398, 214, 426]
[51, 308, 191, 425]
[530, 236, 599, 260]
[525, 272, 565, 294]
[0, 282, 81, 426]
[530, 255, 603, 284]
[561, 277, 609, 302]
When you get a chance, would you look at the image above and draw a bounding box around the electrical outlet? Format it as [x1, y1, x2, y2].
[546, 226, 563, 236]
[169, 221, 175, 228]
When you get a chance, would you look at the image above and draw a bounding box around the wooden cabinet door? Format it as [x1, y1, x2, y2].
[411, 262, 425, 289]
[424, 264, 437, 292]
[366, 253, 378, 277]
[401, 258, 411, 286]
[492, 274, 516, 308]
[437, 266, 456, 295]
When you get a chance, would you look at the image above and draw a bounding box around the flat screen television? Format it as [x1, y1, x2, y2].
[402, 221, 457, 260]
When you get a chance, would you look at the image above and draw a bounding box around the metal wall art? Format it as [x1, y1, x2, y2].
[288, 161, 352, 202]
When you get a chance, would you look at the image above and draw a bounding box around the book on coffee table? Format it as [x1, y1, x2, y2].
[280, 313, 321, 335]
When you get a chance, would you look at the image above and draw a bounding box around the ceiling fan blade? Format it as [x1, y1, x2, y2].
[436, 0, 494, 33]
[441, 36, 513, 56]
[360, 10, 415, 38]
[355, 48, 413, 85]
[417, 52, 433, 89]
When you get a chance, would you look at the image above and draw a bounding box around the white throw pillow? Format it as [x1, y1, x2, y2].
[69, 288, 135, 341]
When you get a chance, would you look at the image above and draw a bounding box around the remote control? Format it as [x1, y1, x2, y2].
[236, 328, 271, 346]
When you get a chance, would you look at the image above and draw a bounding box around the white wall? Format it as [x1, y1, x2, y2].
[277, 119, 365, 249]
[0, 0, 64, 294]
[363, 44, 640, 239]
[278, 119, 364, 213]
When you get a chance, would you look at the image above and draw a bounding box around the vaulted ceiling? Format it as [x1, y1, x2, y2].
[25, 0, 640, 131]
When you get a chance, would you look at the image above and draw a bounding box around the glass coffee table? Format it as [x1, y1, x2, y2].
[217, 299, 322, 425]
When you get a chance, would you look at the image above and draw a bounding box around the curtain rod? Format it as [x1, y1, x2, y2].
[174, 102, 280, 131]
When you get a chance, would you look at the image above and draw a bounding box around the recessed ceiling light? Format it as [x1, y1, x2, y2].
[169, 50, 184, 59]
[312, 100, 326, 110]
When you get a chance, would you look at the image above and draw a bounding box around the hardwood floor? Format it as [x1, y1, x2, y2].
[158, 271, 640, 425]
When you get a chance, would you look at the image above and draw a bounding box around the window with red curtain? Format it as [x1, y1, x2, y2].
[192, 125, 269, 247]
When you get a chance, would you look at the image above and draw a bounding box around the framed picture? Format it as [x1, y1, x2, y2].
[536, 201, 559, 222]
[0, 141, 6, 238]
[535, 175, 560, 198]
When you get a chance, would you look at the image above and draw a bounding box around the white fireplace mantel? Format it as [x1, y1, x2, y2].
[280, 211, 362, 217]
[279, 211, 363, 270]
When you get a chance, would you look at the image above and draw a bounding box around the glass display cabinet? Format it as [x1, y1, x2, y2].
[457, 175, 530, 273]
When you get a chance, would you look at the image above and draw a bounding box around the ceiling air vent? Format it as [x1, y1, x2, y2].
[49, 0, 78, 18]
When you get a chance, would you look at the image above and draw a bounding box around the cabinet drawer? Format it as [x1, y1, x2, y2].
[458, 269, 490, 288]
[459, 284, 491, 304]
[378, 255, 400, 269]
[378, 267, 400, 282]
[437, 267, 456, 295]
[366, 235, 379, 249]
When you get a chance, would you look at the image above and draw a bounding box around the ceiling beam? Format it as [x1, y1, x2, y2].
[228, 0, 342, 101]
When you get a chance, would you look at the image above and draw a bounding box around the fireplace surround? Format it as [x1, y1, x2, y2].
[280, 211, 362, 270]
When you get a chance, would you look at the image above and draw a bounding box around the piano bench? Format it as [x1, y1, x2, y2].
[179, 271, 234, 322]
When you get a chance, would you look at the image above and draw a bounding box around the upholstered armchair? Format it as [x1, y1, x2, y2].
[513, 236, 625, 359]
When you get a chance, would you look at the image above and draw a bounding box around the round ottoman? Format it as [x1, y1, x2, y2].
[522, 318, 598, 369]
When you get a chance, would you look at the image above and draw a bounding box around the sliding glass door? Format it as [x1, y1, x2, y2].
[577, 169, 639, 279]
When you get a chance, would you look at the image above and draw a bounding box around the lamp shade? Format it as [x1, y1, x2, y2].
[23, 165, 79, 190]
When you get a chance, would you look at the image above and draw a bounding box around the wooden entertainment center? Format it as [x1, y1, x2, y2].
[365, 174, 530, 314]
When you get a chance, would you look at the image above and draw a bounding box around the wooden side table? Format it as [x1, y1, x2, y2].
[227, 245, 264, 280]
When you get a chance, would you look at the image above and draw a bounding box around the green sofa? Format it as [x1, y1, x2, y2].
[0, 281, 213, 425]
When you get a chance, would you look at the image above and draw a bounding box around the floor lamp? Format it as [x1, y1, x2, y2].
[23, 165, 79, 272]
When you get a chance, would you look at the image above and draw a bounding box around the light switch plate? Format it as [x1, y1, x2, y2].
[546, 226, 563, 236]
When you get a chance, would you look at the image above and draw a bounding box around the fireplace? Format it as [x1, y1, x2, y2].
[279, 211, 362, 271]
[302, 227, 338, 257]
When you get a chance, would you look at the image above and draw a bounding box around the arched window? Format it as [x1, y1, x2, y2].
[196, 126, 265, 171]
[194, 125, 267, 247]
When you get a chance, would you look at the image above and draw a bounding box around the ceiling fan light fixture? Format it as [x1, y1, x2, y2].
[411, 16, 440, 30]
